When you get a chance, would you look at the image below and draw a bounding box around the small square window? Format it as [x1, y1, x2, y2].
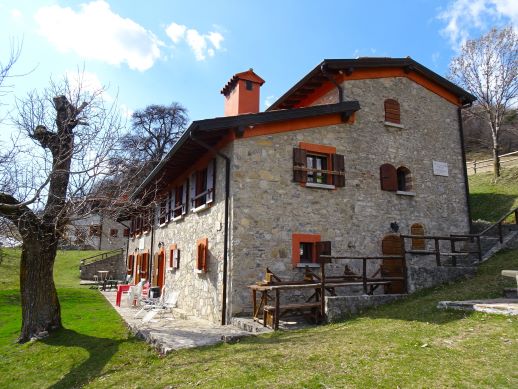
[110, 228, 118, 238]
[245, 80, 253, 91]
[292, 233, 321, 267]
[306, 154, 328, 184]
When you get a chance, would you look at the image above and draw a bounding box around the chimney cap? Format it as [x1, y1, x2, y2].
[220, 69, 265, 95]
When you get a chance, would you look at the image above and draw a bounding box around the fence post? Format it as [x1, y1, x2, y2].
[434, 238, 441, 266]
[515, 209, 518, 225]
[450, 238, 457, 267]
[473, 160, 477, 174]
[477, 236, 482, 262]
[362, 258, 367, 294]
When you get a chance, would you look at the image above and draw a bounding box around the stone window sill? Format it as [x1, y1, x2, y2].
[396, 190, 416, 196]
[384, 121, 405, 129]
[305, 182, 336, 190]
[172, 215, 184, 222]
[159, 222, 169, 228]
[296, 263, 320, 268]
[192, 203, 210, 213]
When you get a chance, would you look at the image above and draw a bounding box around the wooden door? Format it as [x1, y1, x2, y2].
[134, 254, 142, 283]
[381, 234, 406, 294]
[157, 250, 165, 289]
[152, 253, 158, 286]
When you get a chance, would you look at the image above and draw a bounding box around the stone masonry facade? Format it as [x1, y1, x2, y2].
[228, 76, 470, 316]
[128, 75, 470, 323]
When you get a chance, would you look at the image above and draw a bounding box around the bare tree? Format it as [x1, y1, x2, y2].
[117, 103, 188, 180]
[449, 26, 518, 178]
[0, 73, 129, 342]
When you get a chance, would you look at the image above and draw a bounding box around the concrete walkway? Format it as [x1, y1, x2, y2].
[437, 298, 518, 316]
[100, 290, 260, 354]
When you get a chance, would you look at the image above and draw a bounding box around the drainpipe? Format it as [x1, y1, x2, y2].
[119, 220, 131, 276]
[149, 211, 155, 285]
[458, 102, 473, 233]
[190, 131, 231, 325]
[321, 64, 344, 103]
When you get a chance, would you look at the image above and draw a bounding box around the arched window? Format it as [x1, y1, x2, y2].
[396, 166, 412, 192]
[410, 223, 425, 250]
[384, 99, 400, 124]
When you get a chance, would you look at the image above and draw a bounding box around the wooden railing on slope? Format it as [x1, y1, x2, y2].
[402, 206, 518, 265]
[80, 248, 124, 266]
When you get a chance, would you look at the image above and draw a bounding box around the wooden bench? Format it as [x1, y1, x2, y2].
[263, 302, 322, 329]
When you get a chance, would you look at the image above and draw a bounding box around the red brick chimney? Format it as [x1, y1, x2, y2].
[220, 69, 265, 116]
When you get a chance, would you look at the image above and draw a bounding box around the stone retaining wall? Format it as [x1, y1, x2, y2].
[325, 294, 406, 322]
[407, 265, 477, 293]
[80, 253, 125, 280]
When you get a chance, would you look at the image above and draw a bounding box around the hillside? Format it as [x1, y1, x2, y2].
[469, 166, 518, 222]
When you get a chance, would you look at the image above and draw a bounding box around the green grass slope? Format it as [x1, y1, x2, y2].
[0, 247, 517, 388]
[469, 167, 518, 222]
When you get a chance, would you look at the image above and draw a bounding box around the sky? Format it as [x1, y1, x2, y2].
[0, 0, 517, 133]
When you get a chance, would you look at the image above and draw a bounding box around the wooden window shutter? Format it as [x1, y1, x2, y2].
[142, 252, 149, 280]
[380, 163, 397, 191]
[189, 173, 196, 208]
[196, 238, 208, 272]
[332, 154, 345, 187]
[293, 148, 307, 183]
[316, 241, 332, 263]
[206, 159, 216, 204]
[384, 99, 400, 124]
[410, 223, 425, 250]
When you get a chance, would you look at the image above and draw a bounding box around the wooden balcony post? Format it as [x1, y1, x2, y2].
[362, 258, 367, 294]
[450, 238, 457, 267]
[434, 238, 441, 266]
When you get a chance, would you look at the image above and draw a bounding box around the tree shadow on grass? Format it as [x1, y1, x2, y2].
[469, 193, 518, 223]
[43, 329, 124, 389]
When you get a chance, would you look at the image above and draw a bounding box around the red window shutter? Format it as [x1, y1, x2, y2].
[380, 163, 397, 191]
[127, 255, 134, 274]
[384, 99, 400, 124]
[293, 148, 307, 183]
[196, 238, 208, 272]
[332, 154, 345, 187]
[123, 228, 130, 237]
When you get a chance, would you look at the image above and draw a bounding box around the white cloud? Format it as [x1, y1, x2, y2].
[34, 0, 162, 71]
[439, 0, 518, 49]
[165, 22, 186, 43]
[10, 9, 22, 21]
[264, 95, 276, 109]
[165, 22, 224, 61]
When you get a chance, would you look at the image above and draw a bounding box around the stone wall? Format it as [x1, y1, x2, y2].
[127, 149, 232, 323]
[325, 294, 406, 322]
[80, 252, 125, 280]
[228, 76, 470, 316]
[407, 265, 477, 293]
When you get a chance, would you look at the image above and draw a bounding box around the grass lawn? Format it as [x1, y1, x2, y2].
[0, 247, 517, 388]
[469, 167, 518, 223]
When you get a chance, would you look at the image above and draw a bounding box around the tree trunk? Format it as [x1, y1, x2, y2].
[18, 236, 61, 343]
[493, 146, 501, 178]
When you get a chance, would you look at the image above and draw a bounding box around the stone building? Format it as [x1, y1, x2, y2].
[126, 58, 476, 324]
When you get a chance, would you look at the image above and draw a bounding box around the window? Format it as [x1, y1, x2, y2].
[245, 80, 253, 91]
[158, 196, 169, 225]
[110, 228, 118, 238]
[127, 254, 134, 275]
[171, 181, 189, 220]
[190, 159, 215, 211]
[384, 99, 401, 124]
[196, 238, 208, 272]
[292, 233, 321, 267]
[89, 225, 101, 237]
[169, 243, 180, 269]
[380, 164, 414, 194]
[410, 223, 425, 250]
[123, 228, 130, 237]
[396, 166, 412, 192]
[293, 142, 345, 188]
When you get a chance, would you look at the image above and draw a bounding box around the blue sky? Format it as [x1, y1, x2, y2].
[0, 0, 517, 129]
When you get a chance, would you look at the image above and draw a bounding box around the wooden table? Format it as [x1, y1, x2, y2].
[249, 280, 394, 330]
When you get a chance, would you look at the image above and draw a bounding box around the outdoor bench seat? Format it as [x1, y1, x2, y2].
[263, 302, 321, 328]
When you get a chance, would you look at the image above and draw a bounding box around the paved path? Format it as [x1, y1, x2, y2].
[100, 290, 257, 354]
[437, 298, 518, 316]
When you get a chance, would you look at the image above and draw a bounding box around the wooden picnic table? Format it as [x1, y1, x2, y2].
[249, 279, 393, 330]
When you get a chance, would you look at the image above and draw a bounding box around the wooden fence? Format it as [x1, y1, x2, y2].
[467, 150, 518, 175]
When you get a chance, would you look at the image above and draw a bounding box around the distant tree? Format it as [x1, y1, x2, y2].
[449, 26, 518, 178]
[118, 103, 188, 177]
[0, 73, 132, 342]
